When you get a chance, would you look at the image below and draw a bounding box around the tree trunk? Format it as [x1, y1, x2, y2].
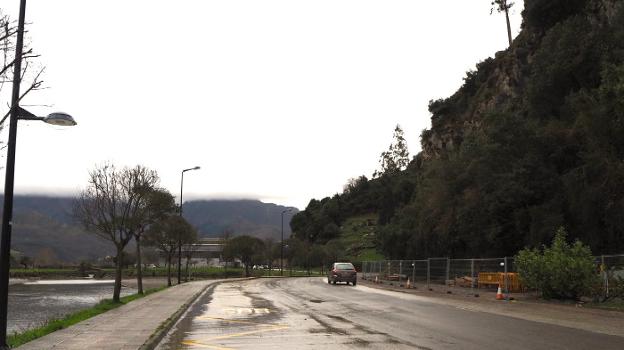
[167, 254, 172, 287]
[185, 256, 190, 282]
[135, 235, 143, 294]
[113, 246, 123, 303]
[504, 3, 512, 46]
[245, 261, 250, 277]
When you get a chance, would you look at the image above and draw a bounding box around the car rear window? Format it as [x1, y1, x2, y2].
[336, 263, 355, 270]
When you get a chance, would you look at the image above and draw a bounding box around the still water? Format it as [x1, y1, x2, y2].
[8, 280, 135, 333]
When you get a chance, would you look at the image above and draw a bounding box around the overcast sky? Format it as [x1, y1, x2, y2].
[0, 0, 523, 210]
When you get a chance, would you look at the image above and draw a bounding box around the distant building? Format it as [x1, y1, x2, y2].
[182, 237, 226, 267]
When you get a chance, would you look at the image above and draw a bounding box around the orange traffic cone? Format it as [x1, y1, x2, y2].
[406, 278, 411, 289]
[496, 285, 504, 300]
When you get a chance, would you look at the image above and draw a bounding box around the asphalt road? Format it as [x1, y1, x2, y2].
[156, 277, 624, 349]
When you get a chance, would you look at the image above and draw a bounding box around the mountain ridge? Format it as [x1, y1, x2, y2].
[3, 195, 297, 263]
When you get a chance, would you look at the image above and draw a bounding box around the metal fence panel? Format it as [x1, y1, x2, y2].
[362, 254, 624, 296]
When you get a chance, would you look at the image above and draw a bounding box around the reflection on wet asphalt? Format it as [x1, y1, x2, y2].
[157, 278, 624, 350]
[156, 278, 406, 350]
[160, 282, 289, 349]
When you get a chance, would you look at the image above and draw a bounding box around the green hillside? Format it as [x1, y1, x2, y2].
[291, 0, 624, 259]
[326, 214, 384, 262]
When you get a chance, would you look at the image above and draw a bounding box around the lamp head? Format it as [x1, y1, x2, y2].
[43, 112, 77, 126]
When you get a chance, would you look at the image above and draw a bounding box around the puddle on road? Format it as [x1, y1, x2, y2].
[156, 282, 285, 350]
[157, 279, 415, 350]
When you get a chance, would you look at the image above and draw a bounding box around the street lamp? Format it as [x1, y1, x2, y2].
[178, 166, 200, 284]
[280, 208, 292, 276]
[0, 2, 77, 348]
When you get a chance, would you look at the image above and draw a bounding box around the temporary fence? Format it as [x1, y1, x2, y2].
[361, 254, 624, 297]
[598, 254, 624, 298]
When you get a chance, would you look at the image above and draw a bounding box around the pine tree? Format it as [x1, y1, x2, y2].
[491, 0, 514, 47]
[374, 124, 410, 178]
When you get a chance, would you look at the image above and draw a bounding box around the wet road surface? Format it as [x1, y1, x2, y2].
[156, 277, 624, 349]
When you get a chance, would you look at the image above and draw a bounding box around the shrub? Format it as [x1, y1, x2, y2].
[607, 271, 624, 300]
[515, 227, 598, 299]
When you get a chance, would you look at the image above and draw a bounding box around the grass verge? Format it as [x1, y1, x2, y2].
[8, 286, 168, 348]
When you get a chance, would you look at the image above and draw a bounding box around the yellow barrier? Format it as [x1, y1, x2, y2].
[478, 272, 522, 292]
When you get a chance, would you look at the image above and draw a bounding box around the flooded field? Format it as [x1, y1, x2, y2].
[7, 279, 136, 333]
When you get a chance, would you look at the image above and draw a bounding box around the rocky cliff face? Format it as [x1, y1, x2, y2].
[420, 0, 623, 160]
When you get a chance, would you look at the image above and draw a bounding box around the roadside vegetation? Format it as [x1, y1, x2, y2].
[7, 286, 167, 348]
[291, 1, 624, 261]
[513, 228, 624, 309]
[515, 228, 598, 300]
[287, 1, 624, 308]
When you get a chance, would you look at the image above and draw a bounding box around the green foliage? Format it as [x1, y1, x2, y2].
[491, 0, 514, 14]
[373, 124, 410, 178]
[523, 0, 588, 30]
[293, 4, 624, 261]
[515, 228, 598, 299]
[144, 215, 197, 285]
[223, 235, 264, 276]
[527, 16, 600, 119]
[144, 215, 198, 251]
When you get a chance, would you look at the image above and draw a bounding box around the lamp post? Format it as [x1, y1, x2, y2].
[0, 2, 77, 348]
[178, 166, 200, 284]
[280, 208, 292, 276]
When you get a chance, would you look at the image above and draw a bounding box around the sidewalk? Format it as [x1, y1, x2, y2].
[16, 280, 218, 350]
[359, 278, 624, 338]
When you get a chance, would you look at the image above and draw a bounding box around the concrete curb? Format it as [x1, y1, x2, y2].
[139, 278, 254, 350]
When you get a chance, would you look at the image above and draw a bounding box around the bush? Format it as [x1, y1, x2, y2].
[606, 271, 624, 300]
[515, 227, 598, 299]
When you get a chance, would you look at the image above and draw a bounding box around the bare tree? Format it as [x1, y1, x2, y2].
[144, 215, 197, 286]
[1, 10, 46, 128]
[491, 0, 514, 47]
[73, 164, 159, 302]
[132, 188, 176, 294]
[183, 238, 199, 282]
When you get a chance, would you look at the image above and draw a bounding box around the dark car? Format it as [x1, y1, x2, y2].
[327, 262, 357, 285]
